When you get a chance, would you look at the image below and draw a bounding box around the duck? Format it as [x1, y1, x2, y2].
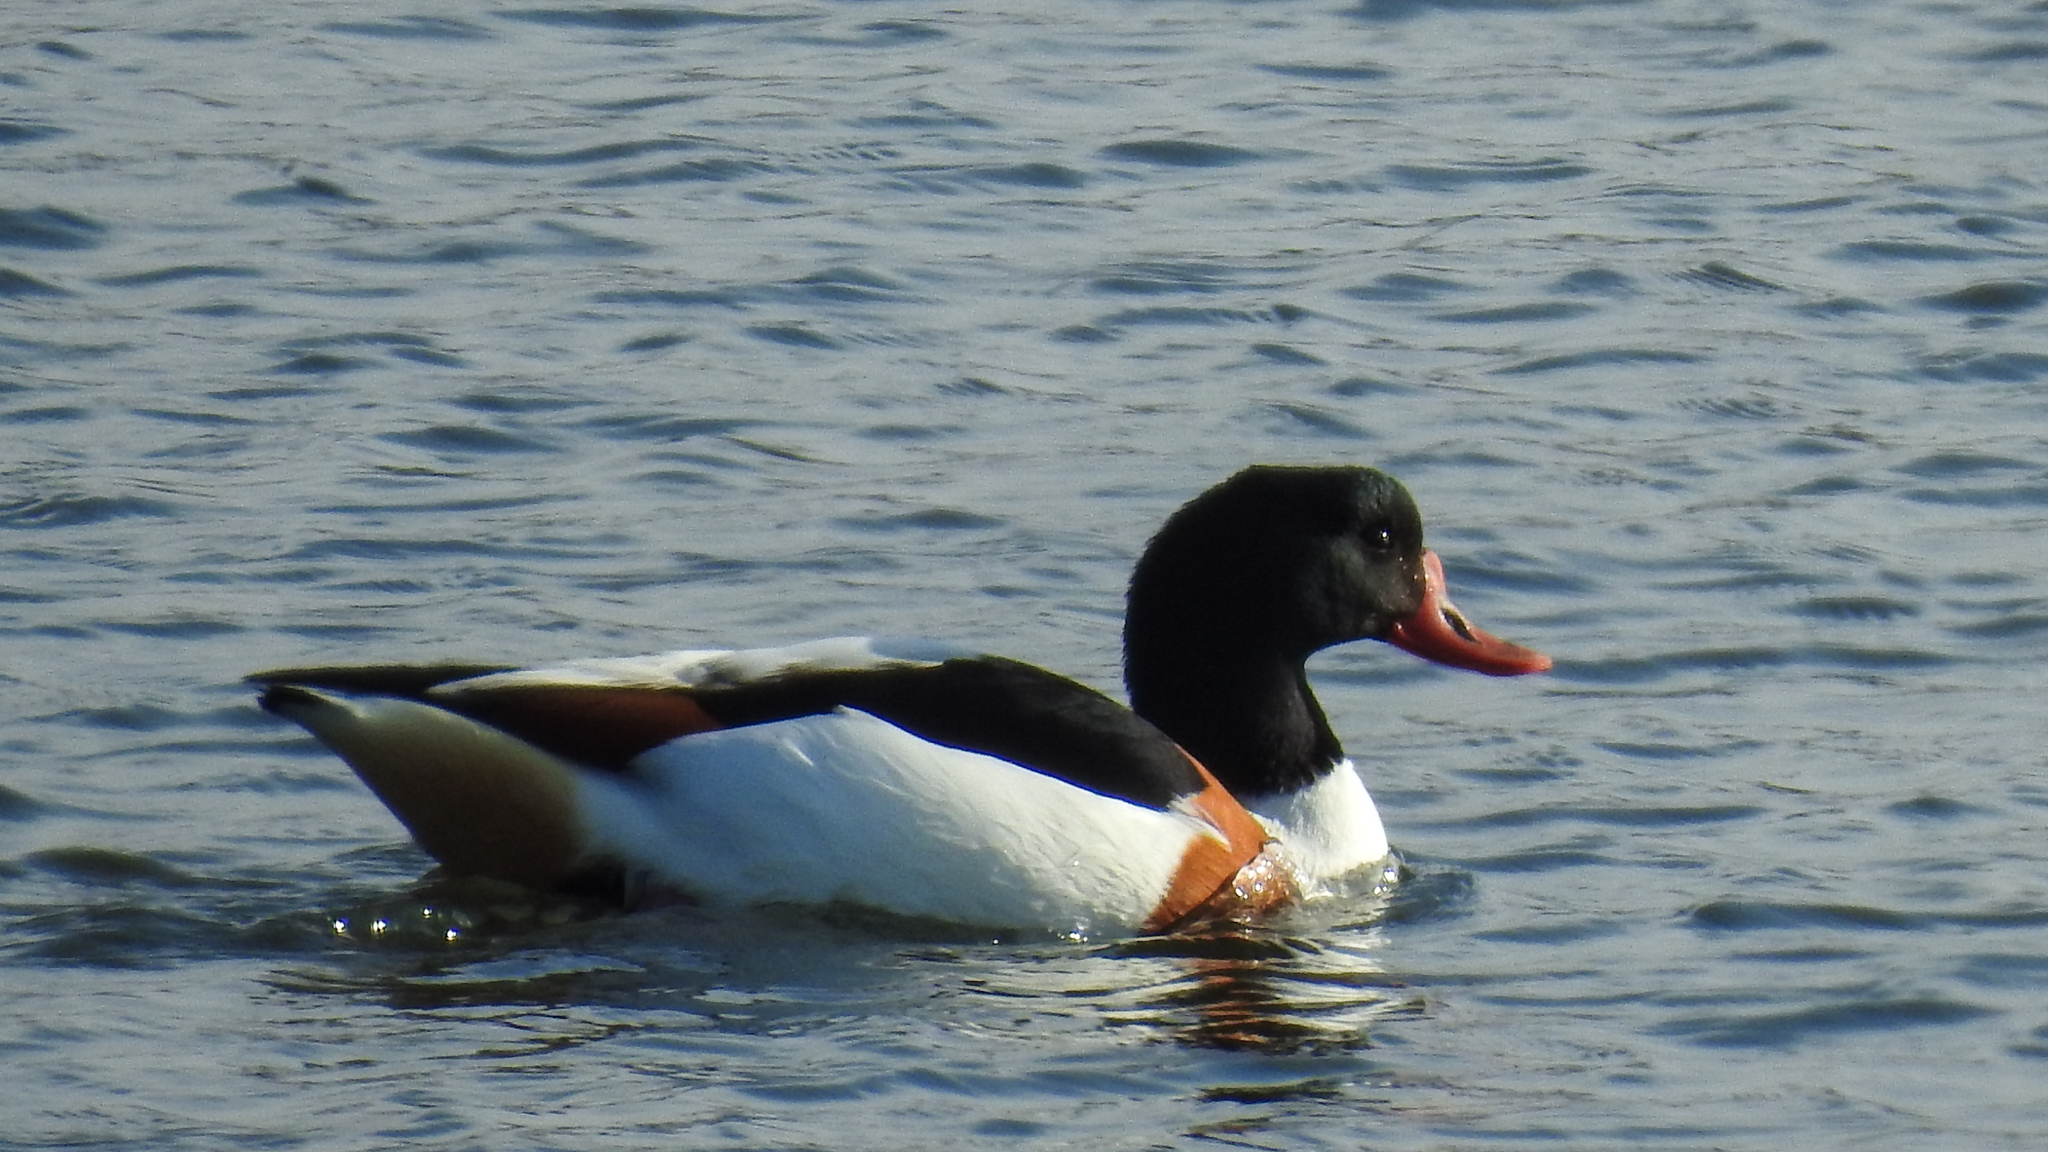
[251, 465, 1549, 937]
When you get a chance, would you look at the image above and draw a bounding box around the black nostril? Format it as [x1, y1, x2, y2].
[1442, 607, 1476, 642]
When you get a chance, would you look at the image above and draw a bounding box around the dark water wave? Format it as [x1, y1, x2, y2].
[0, 206, 106, 250]
[0, 492, 182, 528]
[498, 6, 801, 33]
[1654, 994, 1996, 1049]
[1693, 899, 2048, 933]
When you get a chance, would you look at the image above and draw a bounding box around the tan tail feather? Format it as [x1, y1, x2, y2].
[273, 688, 590, 888]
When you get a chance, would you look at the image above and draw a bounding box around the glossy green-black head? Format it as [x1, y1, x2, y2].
[1123, 465, 1548, 795]
[1126, 465, 1550, 674]
[1126, 465, 1429, 659]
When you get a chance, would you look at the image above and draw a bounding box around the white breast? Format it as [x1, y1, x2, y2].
[1240, 760, 1390, 890]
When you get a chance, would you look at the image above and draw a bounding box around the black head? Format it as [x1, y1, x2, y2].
[1125, 465, 1428, 662]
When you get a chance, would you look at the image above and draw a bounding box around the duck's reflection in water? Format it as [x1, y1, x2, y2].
[1099, 914, 1422, 1052]
[287, 868, 1426, 1057]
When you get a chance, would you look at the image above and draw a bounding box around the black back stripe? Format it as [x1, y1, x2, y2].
[683, 657, 1206, 811]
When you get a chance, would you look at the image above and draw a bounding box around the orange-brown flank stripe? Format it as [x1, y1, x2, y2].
[1142, 753, 1297, 932]
[449, 687, 730, 769]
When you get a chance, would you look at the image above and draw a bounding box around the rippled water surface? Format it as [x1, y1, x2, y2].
[6, 0, 2048, 1148]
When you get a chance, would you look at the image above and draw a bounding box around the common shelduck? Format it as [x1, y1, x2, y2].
[252, 466, 1549, 936]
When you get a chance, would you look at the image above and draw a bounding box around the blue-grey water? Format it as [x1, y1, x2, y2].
[4, 1, 2047, 1148]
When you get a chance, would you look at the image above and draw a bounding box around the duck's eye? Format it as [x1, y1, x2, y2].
[1362, 527, 1394, 552]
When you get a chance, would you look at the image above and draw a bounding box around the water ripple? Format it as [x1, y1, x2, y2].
[1495, 348, 1705, 374]
[1433, 301, 1597, 324]
[382, 424, 561, 456]
[1258, 62, 1395, 82]
[1918, 350, 2048, 382]
[0, 269, 67, 297]
[0, 120, 67, 145]
[1656, 995, 1995, 1048]
[1680, 261, 1786, 292]
[1100, 140, 1263, 168]
[0, 492, 181, 528]
[0, 782, 47, 821]
[231, 175, 372, 206]
[1919, 279, 2048, 314]
[1692, 899, 2048, 933]
[498, 7, 799, 32]
[1383, 159, 1593, 190]
[424, 138, 714, 167]
[323, 16, 494, 40]
[0, 206, 106, 250]
[94, 265, 262, 288]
